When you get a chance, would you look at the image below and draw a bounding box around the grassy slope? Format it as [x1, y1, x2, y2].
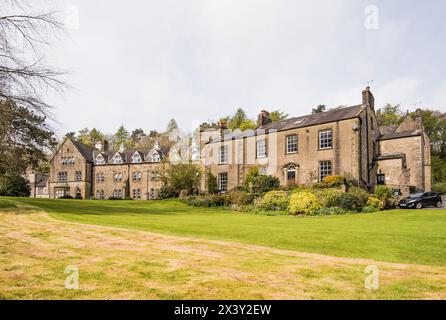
[2, 197, 446, 266]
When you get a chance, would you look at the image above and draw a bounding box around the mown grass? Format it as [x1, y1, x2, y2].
[2, 197, 446, 267]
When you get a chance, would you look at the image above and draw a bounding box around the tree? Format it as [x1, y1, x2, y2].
[0, 173, 31, 197]
[269, 110, 289, 122]
[166, 119, 178, 132]
[206, 169, 218, 194]
[228, 108, 248, 130]
[312, 105, 326, 114]
[89, 128, 104, 145]
[0, 100, 56, 176]
[131, 128, 146, 143]
[239, 119, 257, 131]
[77, 128, 90, 145]
[0, 1, 66, 115]
[158, 163, 202, 195]
[0, 1, 65, 177]
[114, 125, 130, 149]
[148, 130, 159, 138]
[376, 104, 403, 126]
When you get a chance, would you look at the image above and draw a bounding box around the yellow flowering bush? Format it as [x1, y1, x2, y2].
[257, 190, 289, 210]
[366, 196, 384, 210]
[322, 175, 345, 187]
[288, 191, 322, 215]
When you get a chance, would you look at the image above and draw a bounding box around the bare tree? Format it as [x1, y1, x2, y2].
[0, 0, 66, 115]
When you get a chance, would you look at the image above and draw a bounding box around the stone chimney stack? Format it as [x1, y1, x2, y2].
[362, 86, 375, 109]
[258, 110, 271, 127]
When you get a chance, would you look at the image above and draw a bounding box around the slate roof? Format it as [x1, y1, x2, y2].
[379, 125, 422, 140]
[35, 176, 48, 187]
[209, 104, 366, 143]
[70, 138, 96, 162]
[92, 146, 170, 164]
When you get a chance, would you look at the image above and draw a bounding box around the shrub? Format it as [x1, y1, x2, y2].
[366, 196, 384, 210]
[374, 185, 395, 209]
[181, 194, 228, 207]
[206, 169, 218, 194]
[433, 182, 446, 194]
[333, 193, 363, 212]
[322, 175, 345, 187]
[227, 191, 253, 206]
[348, 187, 369, 205]
[0, 174, 30, 197]
[59, 195, 74, 199]
[313, 207, 347, 216]
[257, 190, 289, 211]
[251, 175, 280, 193]
[362, 206, 379, 213]
[288, 191, 322, 215]
[315, 188, 343, 207]
[159, 186, 178, 199]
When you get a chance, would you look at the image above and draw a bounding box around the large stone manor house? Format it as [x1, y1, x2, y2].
[48, 87, 431, 199]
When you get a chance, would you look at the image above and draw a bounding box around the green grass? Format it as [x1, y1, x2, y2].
[3, 197, 446, 266]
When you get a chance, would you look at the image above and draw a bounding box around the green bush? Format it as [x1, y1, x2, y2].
[315, 188, 343, 207]
[206, 169, 218, 194]
[0, 174, 30, 197]
[159, 186, 178, 199]
[362, 206, 379, 213]
[433, 182, 446, 194]
[181, 194, 229, 207]
[251, 175, 280, 193]
[348, 187, 369, 206]
[288, 191, 322, 215]
[313, 207, 347, 216]
[257, 190, 289, 211]
[227, 191, 253, 206]
[59, 195, 74, 199]
[366, 196, 384, 210]
[333, 193, 363, 212]
[374, 185, 395, 209]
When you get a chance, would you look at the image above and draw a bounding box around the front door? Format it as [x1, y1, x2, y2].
[287, 166, 296, 187]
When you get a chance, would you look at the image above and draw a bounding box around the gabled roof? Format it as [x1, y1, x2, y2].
[209, 104, 365, 143]
[92, 146, 171, 164]
[36, 176, 49, 187]
[70, 138, 95, 162]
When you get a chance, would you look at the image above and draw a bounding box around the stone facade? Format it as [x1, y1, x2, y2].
[202, 88, 431, 196]
[49, 138, 167, 200]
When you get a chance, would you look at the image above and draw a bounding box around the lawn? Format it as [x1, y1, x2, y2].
[2, 197, 446, 299]
[2, 197, 446, 267]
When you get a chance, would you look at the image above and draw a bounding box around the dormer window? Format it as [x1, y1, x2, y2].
[151, 153, 160, 162]
[113, 154, 123, 164]
[132, 153, 142, 163]
[96, 154, 105, 165]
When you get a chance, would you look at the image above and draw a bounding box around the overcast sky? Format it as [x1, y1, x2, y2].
[44, 0, 446, 136]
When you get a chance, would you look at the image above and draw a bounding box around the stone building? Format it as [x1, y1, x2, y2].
[203, 87, 431, 196]
[49, 138, 168, 199]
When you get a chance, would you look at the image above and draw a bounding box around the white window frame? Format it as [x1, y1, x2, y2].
[256, 140, 267, 158]
[96, 155, 105, 165]
[218, 172, 228, 192]
[219, 145, 228, 164]
[113, 154, 123, 164]
[151, 152, 160, 163]
[319, 161, 332, 181]
[286, 135, 298, 154]
[75, 170, 82, 181]
[132, 153, 142, 163]
[319, 129, 333, 150]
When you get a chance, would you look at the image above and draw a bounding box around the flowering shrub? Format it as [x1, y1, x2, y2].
[366, 196, 384, 210]
[374, 185, 395, 209]
[315, 188, 343, 207]
[322, 175, 345, 187]
[288, 191, 322, 215]
[257, 190, 289, 211]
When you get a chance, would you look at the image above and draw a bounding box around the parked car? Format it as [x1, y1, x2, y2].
[399, 192, 443, 209]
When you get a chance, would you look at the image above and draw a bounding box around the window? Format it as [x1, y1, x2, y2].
[256, 140, 267, 158]
[150, 153, 160, 162]
[219, 145, 228, 164]
[113, 154, 123, 164]
[132, 189, 141, 199]
[218, 172, 228, 192]
[133, 172, 142, 181]
[149, 188, 156, 200]
[96, 173, 105, 182]
[75, 171, 82, 181]
[319, 161, 332, 181]
[68, 157, 75, 165]
[96, 155, 105, 165]
[113, 189, 123, 198]
[319, 129, 333, 149]
[286, 135, 298, 154]
[132, 153, 142, 163]
[377, 174, 385, 185]
[95, 190, 105, 200]
[58, 172, 68, 182]
[114, 173, 122, 182]
[54, 189, 67, 198]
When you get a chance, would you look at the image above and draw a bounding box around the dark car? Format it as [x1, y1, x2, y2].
[399, 192, 443, 209]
